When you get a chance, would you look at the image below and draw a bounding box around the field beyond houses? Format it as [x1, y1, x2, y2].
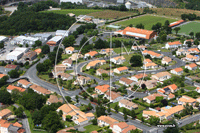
[116, 15, 177, 30]
[173, 21, 200, 36]
[41, 9, 137, 20]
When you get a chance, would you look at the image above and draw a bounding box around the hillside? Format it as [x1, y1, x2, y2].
[141, 0, 177, 7]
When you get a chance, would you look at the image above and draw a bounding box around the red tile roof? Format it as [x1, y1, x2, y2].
[169, 20, 185, 27]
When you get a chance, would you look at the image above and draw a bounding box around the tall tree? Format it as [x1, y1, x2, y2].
[130, 55, 142, 67]
[173, 27, 181, 35]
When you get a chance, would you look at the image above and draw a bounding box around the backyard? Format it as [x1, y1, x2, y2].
[116, 15, 177, 30]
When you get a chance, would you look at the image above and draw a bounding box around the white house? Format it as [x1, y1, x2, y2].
[129, 73, 148, 82]
[17, 79, 32, 89]
[65, 46, 75, 54]
[185, 54, 199, 62]
[113, 67, 128, 74]
[97, 116, 119, 127]
[162, 56, 172, 65]
[170, 68, 183, 75]
[62, 59, 73, 68]
[110, 56, 125, 64]
[119, 77, 136, 87]
[119, 99, 138, 110]
[185, 63, 197, 70]
[84, 51, 98, 58]
[151, 71, 171, 81]
[110, 122, 137, 133]
[104, 91, 123, 103]
[196, 87, 200, 93]
[165, 41, 182, 49]
[178, 95, 196, 106]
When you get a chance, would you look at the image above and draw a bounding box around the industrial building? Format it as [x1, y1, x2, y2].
[0, 36, 8, 43]
[56, 30, 70, 37]
[46, 36, 62, 46]
[33, 33, 52, 42]
[6, 47, 29, 61]
[114, 27, 157, 40]
[11, 36, 39, 46]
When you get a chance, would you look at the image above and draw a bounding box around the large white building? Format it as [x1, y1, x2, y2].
[0, 36, 8, 43]
[56, 30, 70, 37]
[6, 51, 24, 61]
[33, 33, 52, 41]
[11, 36, 39, 46]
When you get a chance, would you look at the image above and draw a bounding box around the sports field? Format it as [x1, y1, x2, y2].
[41, 9, 103, 16]
[116, 15, 177, 30]
[173, 21, 200, 35]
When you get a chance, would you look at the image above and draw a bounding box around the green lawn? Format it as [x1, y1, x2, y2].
[84, 125, 100, 133]
[64, 121, 76, 127]
[174, 21, 200, 35]
[185, 129, 200, 133]
[41, 9, 103, 16]
[116, 15, 177, 30]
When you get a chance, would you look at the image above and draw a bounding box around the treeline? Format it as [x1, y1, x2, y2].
[0, 11, 75, 35]
[181, 13, 200, 21]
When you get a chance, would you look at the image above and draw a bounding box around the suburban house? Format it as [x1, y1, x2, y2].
[110, 56, 126, 64]
[57, 104, 95, 125]
[95, 84, 110, 94]
[119, 77, 136, 87]
[178, 95, 196, 106]
[69, 53, 83, 61]
[5, 64, 19, 70]
[34, 48, 41, 55]
[167, 93, 175, 100]
[30, 84, 51, 95]
[161, 56, 172, 65]
[176, 49, 188, 56]
[165, 41, 182, 49]
[130, 73, 148, 82]
[0, 109, 12, 119]
[142, 50, 163, 58]
[143, 105, 184, 121]
[6, 85, 26, 93]
[131, 45, 146, 51]
[196, 87, 200, 93]
[84, 51, 98, 58]
[143, 62, 158, 69]
[86, 60, 106, 69]
[157, 84, 178, 94]
[96, 69, 113, 76]
[74, 76, 91, 85]
[17, 79, 32, 89]
[143, 93, 165, 104]
[57, 73, 73, 81]
[185, 63, 197, 70]
[119, 99, 138, 110]
[113, 67, 128, 74]
[52, 65, 67, 78]
[62, 59, 73, 68]
[110, 122, 137, 133]
[170, 67, 183, 75]
[184, 39, 194, 46]
[97, 116, 119, 127]
[151, 71, 171, 81]
[185, 54, 199, 62]
[0, 119, 25, 133]
[65, 46, 75, 54]
[137, 79, 157, 90]
[99, 48, 114, 55]
[114, 27, 157, 40]
[46, 95, 63, 105]
[104, 91, 123, 103]
[143, 59, 152, 64]
[188, 48, 200, 54]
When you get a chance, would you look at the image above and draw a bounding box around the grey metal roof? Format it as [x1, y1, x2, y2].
[33, 33, 52, 38]
[8, 125, 20, 132]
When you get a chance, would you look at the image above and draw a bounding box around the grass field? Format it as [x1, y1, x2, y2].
[84, 125, 100, 133]
[87, 10, 136, 19]
[41, 9, 103, 16]
[174, 21, 200, 35]
[116, 15, 177, 30]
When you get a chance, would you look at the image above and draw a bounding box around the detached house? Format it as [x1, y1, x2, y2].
[6, 85, 26, 93]
[131, 45, 146, 51]
[17, 79, 32, 89]
[196, 87, 200, 93]
[97, 116, 119, 127]
[74, 76, 91, 85]
[119, 77, 136, 87]
[119, 99, 138, 110]
[99, 48, 114, 55]
[157, 84, 178, 94]
[185, 63, 197, 70]
[188, 48, 200, 54]
[96, 69, 113, 76]
[104, 91, 123, 103]
[142, 50, 163, 59]
[165, 41, 182, 49]
[151, 71, 171, 81]
[46, 95, 63, 105]
[69, 53, 83, 61]
[110, 56, 126, 64]
[110, 122, 137, 133]
[84, 51, 98, 58]
[178, 95, 196, 106]
[185, 54, 199, 62]
[170, 67, 183, 75]
[86, 60, 106, 69]
[95, 84, 110, 94]
[143, 62, 158, 69]
[0, 109, 12, 119]
[65, 46, 74, 54]
[129, 73, 148, 82]
[162, 56, 172, 65]
[62, 59, 73, 68]
[143, 93, 165, 104]
[113, 67, 128, 74]
[143, 59, 152, 64]
[30, 84, 51, 95]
